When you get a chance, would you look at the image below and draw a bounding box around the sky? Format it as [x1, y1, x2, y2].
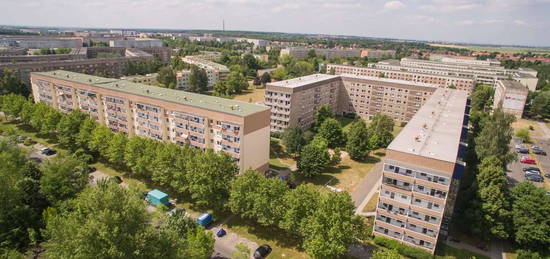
[1, 0, 549, 46]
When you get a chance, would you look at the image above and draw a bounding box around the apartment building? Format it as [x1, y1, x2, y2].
[493, 80, 528, 118]
[327, 64, 475, 93]
[30, 70, 270, 172]
[176, 70, 191, 90]
[361, 49, 396, 58]
[280, 47, 361, 60]
[109, 39, 164, 48]
[265, 74, 437, 131]
[182, 56, 230, 89]
[374, 88, 469, 254]
[0, 35, 83, 49]
[369, 58, 538, 91]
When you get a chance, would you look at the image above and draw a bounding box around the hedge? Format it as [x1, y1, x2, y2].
[373, 236, 433, 259]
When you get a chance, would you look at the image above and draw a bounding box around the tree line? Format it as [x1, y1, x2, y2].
[454, 85, 550, 257]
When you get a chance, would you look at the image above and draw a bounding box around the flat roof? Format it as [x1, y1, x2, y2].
[499, 80, 528, 91]
[328, 63, 474, 81]
[182, 56, 230, 71]
[387, 88, 468, 163]
[340, 74, 439, 88]
[32, 70, 268, 117]
[267, 74, 340, 88]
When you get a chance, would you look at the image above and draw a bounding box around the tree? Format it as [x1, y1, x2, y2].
[278, 184, 320, 233]
[260, 72, 271, 85]
[40, 156, 89, 204]
[475, 108, 516, 165]
[43, 183, 199, 258]
[476, 156, 511, 240]
[288, 61, 314, 77]
[105, 132, 128, 167]
[124, 137, 155, 176]
[331, 148, 342, 166]
[56, 110, 87, 151]
[232, 243, 251, 259]
[301, 192, 362, 258]
[528, 91, 550, 119]
[156, 66, 177, 89]
[314, 105, 334, 130]
[88, 125, 113, 156]
[252, 76, 261, 86]
[515, 128, 532, 143]
[229, 170, 288, 226]
[346, 120, 370, 161]
[368, 114, 395, 149]
[317, 118, 345, 148]
[185, 151, 238, 210]
[188, 65, 208, 93]
[76, 117, 97, 150]
[282, 127, 306, 155]
[0, 69, 29, 96]
[271, 67, 288, 80]
[471, 84, 495, 112]
[510, 182, 550, 252]
[226, 71, 248, 94]
[41, 107, 62, 134]
[297, 140, 330, 178]
[372, 249, 401, 259]
[242, 53, 260, 70]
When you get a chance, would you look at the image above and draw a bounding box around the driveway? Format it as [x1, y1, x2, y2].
[507, 136, 550, 188]
[352, 161, 383, 209]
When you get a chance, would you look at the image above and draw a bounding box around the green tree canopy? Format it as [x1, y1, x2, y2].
[368, 114, 395, 149]
[39, 156, 89, 204]
[475, 108, 516, 165]
[188, 65, 208, 93]
[346, 120, 370, 161]
[314, 105, 334, 130]
[317, 118, 346, 148]
[156, 66, 177, 89]
[297, 140, 330, 178]
[283, 127, 306, 155]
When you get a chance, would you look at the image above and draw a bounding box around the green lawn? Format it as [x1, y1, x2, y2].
[269, 138, 296, 170]
[362, 193, 379, 213]
[222, 216, 308, 259]
[435, 243, 490, 259]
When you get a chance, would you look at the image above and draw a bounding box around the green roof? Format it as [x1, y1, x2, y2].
[33, 70, 268, 117]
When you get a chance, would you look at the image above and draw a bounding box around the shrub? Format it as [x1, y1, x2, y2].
[528, 125, 534, 131]
[516, 249, 543, 259]
[23, 138, 32, 146]
[515, 128, 531, 143]
[270, 131, 282, 139]
[373, 236, 432, 259]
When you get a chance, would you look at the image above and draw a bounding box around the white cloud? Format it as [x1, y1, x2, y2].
[457, 20, 475, 25]
[514, 19, 529, 26]
[480, 19, 502, 24]
[384, 1, 405, 10]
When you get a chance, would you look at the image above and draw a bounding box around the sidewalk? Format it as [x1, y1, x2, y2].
[351, 161, 383, 213]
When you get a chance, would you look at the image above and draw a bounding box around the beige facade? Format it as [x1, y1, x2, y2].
[493, 80, 528, 118]
[280, 47, 361, 60]
[176, 70, 191, 90]
[360, 49, 396, 58]
[30, 70, 270, 172]
[327, 64, 475, 93]
[374, 88, 469, 253]
[182, 56, 230, 89]
[265, 74, 437, 131]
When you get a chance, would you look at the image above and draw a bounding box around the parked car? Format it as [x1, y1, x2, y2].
[520, 156, 536, 164]
[16, 136, 29, 143]
[516, 148, 529, 154]
[216, 228, 226, 237]
[533, 149, 547, 155]
[526, 174, 544, 182]
[523, 167, 540, 172]
[531, 145, 542, 150]
[40, 147, 56, 156]
[524, 170, 541, 176]
[197, 213, 212, 227]
[546, 191, 550, 196]
[254, 244, 272, 259]
[544, 173, 550, 179]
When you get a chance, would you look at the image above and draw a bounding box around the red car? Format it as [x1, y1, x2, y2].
[520, 156, 536, 164]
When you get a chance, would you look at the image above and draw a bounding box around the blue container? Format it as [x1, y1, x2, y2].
[197, 213, 212, 226]
[147, 189, 169, 206]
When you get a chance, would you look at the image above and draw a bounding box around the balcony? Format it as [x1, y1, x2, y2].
[376, 214, 406, 228]
[413, 185, 447, 199]
[408, 210, 440, 225]
[374, 224, 403, 240]
[403, 235, 435, 250]
[415, 172, 449, 186]
[411, 197, 443, 213]
[383, 177, 412, 191]
[406, 223, 437, 238]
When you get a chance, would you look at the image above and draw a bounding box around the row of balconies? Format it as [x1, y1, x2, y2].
[384, 164, 450, 186]
[383, 177, 448, 199]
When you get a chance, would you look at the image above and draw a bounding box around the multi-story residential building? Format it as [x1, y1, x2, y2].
[0, 47, 171, 83]
[369, 58, 538, 91]
[109, 39, 164, 48]
[182, 56, 230, 89]
[326, 64, 475, 93]
[280, 47, 361, 60]
[265, 74, 438, 131]
[0, 35, 83, 49]
[30, 70, 270, 172]
[176, 69, 191, 90]
[493, 80, 529, 118]
[373, 88, 469, 254]
[361, 49, 396, 59]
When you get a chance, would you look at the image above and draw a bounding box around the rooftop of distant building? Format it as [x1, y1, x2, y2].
[267, 74, 340, 88]
[387, 88, 468, 163]
[33, 70, 268, 117]
[182, 56, 229, 72]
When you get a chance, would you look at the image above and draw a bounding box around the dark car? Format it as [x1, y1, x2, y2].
[516, 148, 529, 154]
[254, 244, 272, 259]
[523, 167, 540, 172]
[545, 173, 550, 179]
[526, 174, 544, 182]
[533, 149, 547, 155]
[40, 147, 56, 156]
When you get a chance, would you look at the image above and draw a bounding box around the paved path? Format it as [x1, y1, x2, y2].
[351, 162, 383, 209]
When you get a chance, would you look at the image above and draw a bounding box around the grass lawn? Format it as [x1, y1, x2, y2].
[435, 243, 490, 259]
[362, 193, 379, 213]
[269, 138, 296, 170]
[301, 149, 385, 193]
[222, 216, 308, 259]
[511, 119, 544, 138]
[233, 86, 266, 104]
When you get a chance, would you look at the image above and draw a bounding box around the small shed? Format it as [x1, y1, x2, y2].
[147, 189, 169, 206]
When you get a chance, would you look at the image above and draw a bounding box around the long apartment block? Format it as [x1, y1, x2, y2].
[265, 74, 437, 131]
[373, 88, 469, 253]
[327, 64, 475, 93]
[369, 58, 538, 91]
[30, 70, 270, 172]
[181, 56, 230, 89]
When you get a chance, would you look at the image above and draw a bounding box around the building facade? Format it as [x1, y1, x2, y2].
[373, 88, 469, 253]
[30, 70, 270, 172]
[182, 56, 230, 89]
[493, 80, 529, 118]
[265, 74, 437, 131]
[109, 39, 164, 48]
[327, 64, 475, 93]
[280, 47, 361, 60]
[360, 49, 396, 58]
[176, 69, 191, 90]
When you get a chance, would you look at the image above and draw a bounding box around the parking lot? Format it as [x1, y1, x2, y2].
[507, 137, 550, 188]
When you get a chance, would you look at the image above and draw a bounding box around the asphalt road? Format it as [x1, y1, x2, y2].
[507, 136, 550, 188]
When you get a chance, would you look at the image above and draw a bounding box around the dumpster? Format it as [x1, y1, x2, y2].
[146, 189, 170, 206]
